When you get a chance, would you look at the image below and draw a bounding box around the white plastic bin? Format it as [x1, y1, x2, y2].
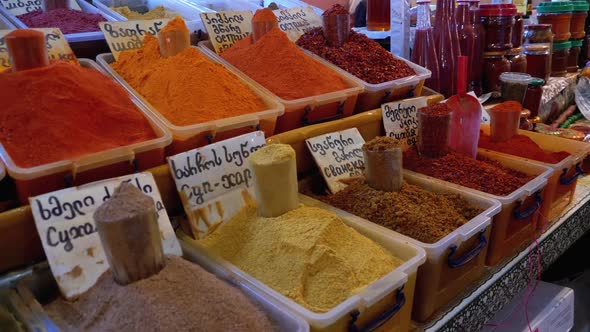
[405, 149, 553, 266]
[299, 172, 502, 322]
[0, 59, 172, 204]
[179, 194, 426, 331]
[198, 40, 364, 133]
[0, 11, 15, 29]
[96, 50, 284, 155]
[93, 0, 213, 34]
[300, 49, 432, 113]
[188, 0, 261, 12]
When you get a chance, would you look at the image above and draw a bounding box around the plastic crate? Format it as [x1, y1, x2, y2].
[93, 0, 213, 34]
[179, 199, 426, 332]
[96, 50, 284, 156]
[480, 125, 590, 225]
[0, 0, 117, 56]
[198, 40, 364, 134]
[187, 0, 261, 11]
[0, 59, 172, 204]
[2, 261, 309, 332]
[300, 49, 431, 113]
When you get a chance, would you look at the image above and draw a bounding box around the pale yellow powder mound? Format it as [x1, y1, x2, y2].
[111, 6, 178, 20]
[199, 204, 402, 313]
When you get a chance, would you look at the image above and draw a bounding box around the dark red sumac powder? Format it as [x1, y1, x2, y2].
[17, 9, 106, 34]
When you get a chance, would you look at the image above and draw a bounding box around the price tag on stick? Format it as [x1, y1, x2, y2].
[0, 28, 77, 68]
[306, 128, 365, 194]
[168, 131, 266, 239]
[29, 173, 181, 300]
[99, 19, 169, 60]
[273, 7, 322, 41]
[381, 97, 428, 150]
[200, 11, 253, 54]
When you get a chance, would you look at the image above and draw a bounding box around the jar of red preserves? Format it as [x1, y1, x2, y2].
[478, 4, 517, 52]
[570, 1, 589, 39]
[523, 24, 553, 81]
[522, 78, 544, 118]
[552, 40, 571, 77]
[483, 51, 511, 93]
[506, 47, 527, 72]
[512, 13, 524, 48]
[568, 39, 583, 72]
[537, 2, 573, 41]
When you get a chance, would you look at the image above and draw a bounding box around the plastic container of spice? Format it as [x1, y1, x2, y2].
[299, 173, 502, 322]
[93, 0, 213, 35]
[198, 40, 363, 134]
[301, 48, 432, 114]
[479, 125, 590, 225]
[568, 39, 583, 73]
[179, 197, 427, 332]
[478, 4, 517, 52]
[0, 0, 118, 54]
[499, 72, 531, 104]
[551, 40, 571, 77]
[97, 50, 284, 156]
[4, 261, 310, 332]
[0, 59, 172, 204]
[570, 1, 589, 39]
[536, 1, 573, 42]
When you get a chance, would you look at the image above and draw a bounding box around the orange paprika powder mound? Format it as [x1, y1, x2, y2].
[220, 27, 350, 100]
[0, 62, 156, 168]
[478, 133, 570, 164]
[111, 18, 267, 126]
[252, 7, 277, 23]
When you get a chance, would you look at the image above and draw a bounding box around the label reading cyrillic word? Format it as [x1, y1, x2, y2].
[168, 131, 265, 238]
[306, 128, 365, 193]
[381, 97, 427, 150]
[100, 19, 169, 60]
[30, 173, 181, 300]
[273, 6, 322, 41]
[200, 10, 252, 54]
[0, 28, 77, 68]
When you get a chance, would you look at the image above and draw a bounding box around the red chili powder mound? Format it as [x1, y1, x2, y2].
[403, 148, 534, 196]
[479, 133, 570, 164]
[17, 9, 105, 34]
[221, 27, 350, 100]
[490, 100, 522, 112]
[419, 102, 451, 116]
[252, 8, 277, 23]
[0, 62, 156, 168]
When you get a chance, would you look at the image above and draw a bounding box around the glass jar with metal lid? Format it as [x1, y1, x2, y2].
[522, 78, 544, 118]
[537, 2, 573, 41]
[478, 4, 517, 52]
[506, 47, 527, 72]
[483, 51, 511, 93]
[552, 40, 571, 77]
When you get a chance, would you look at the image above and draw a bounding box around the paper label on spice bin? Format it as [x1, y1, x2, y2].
[0, 0, 80, 16]
[29, 173, 181, 300]
[0, 28, 77, 68]
[167, 131, 265, 239]
[200, 11, 253, 54]
[306, 128, 365, 194]
[273, 7, 322, 42]
[99, 19, 169, 60]
[381, 97, 428, 150]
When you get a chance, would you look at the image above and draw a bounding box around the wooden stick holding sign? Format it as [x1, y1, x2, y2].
[94, 182, 165, 285]
[5, 29, 49, 72]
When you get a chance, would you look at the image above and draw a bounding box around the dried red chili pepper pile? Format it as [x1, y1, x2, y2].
[403, 148, 534, 196]
[322, 3, 349, 16]
[296, 28, 416, 84]
[479, 133, 570, 164]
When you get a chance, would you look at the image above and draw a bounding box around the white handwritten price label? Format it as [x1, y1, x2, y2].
[0, 28, 77, 68]
[273, 6, 322, 41]
[306, 128, 365, 193]
[29, 173, 181, 300]
[200, 10, 252, 54]
[99, 19, 169, 60]
[168, 131, 265, 238]
[0, 0, 80, 16]
[381, 97, 427, 150]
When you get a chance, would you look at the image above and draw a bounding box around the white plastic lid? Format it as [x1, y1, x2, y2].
[499, 72, 531, 84]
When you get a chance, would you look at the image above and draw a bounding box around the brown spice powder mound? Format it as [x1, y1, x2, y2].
[316, 178, 482, 243]
[45, 256, 274, 332]
[363, 136, 402, 152]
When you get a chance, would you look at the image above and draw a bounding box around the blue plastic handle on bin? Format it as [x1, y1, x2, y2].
[512, 192, 543, 220]
[348, 285, 406, 332]
[447, 230, 487, 269]
[559, 164, 583, 185]
[301, 102, 345, 126]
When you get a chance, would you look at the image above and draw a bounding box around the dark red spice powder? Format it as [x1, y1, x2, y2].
[17, 9, 106, 34]
[296, 27, 416, 84]
[322, 4, 349, 16]
[479, 133, 570, 164]
[419, 102, 451, 116]
[403, 147, 534, 196]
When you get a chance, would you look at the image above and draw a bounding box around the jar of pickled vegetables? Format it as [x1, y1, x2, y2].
[537, 2, 573, 41]
[552, 40, 571, 77]
[479, 4, 517, 52]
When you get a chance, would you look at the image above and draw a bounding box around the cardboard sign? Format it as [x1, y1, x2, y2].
[381, 97, 427, 150]
[99, 19, 169, 60]
[306, 128, 365, 193]
[168, 131, 265, 238]
[273, 6, 322, 41]
[30, 173, 181, 300]
[0, 0, 80, 16]
[200, 11, 252, 54]
[0, 28, 77, 68]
